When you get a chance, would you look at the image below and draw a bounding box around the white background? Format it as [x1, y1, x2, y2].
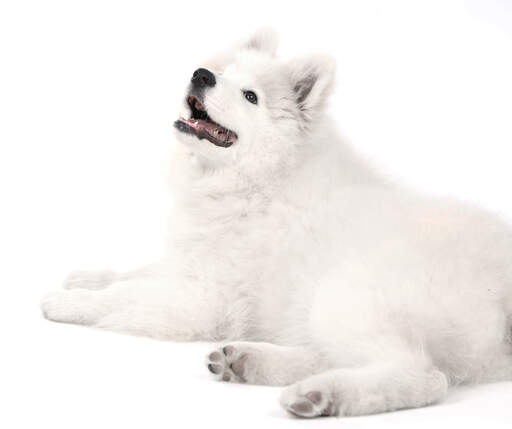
[1, 0, 512, 428]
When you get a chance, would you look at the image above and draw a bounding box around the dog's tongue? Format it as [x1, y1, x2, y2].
[177, 117, 237, 145]
[180, 117, 220, 134]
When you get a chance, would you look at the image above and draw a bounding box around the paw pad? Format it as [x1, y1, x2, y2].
[281, 388, 334, 418]
[205, 345, 248, 383]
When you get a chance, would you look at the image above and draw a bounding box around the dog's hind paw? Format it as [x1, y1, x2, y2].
[280, 386, 334, 418]
[205, 344, 249, 383]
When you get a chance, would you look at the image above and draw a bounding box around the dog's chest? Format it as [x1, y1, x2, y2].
[171, 192, 286, 290]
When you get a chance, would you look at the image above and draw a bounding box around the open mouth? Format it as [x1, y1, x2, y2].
[174, 96, 238, 148]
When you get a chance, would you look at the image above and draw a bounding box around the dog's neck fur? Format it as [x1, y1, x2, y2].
[170, 118, 386, 229]
[170, 145, 295, 214]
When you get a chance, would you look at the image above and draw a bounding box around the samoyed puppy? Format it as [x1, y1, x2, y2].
[41, 28, 512, 418]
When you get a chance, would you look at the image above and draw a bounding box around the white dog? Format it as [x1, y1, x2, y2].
[41, 28, 512, 418]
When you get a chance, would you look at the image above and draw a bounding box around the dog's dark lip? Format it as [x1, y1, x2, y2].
[174, 95, 238, 148]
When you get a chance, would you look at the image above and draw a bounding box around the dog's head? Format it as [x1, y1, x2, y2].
[174, 28, 336, 172]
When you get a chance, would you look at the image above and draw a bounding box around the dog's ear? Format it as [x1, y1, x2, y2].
[244, 27, 279, 56]
[287, 54, 336, 127]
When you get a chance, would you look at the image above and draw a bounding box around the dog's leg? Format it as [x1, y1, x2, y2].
[62, 270, 117, 290]
[279, 357, 448, 418]
[41, 275, 225, 341]
[205, 342, 330, 386]
[62, 264, 157, 290]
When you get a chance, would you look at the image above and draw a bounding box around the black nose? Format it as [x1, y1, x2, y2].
[191, 68, 216, 89]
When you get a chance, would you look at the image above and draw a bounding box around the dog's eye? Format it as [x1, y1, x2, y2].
[243, 90, 258, 105]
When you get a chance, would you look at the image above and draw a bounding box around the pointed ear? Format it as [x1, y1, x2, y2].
[244, 27, 279, 56]
[287, 54, 336, 125]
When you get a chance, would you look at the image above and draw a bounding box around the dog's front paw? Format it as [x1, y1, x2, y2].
[40, 290, 98, 325]
[63, 270, 116, 290]
[205, 345, 249, 383]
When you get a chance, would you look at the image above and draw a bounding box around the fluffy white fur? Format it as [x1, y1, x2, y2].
[41, 28, 512, 418]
